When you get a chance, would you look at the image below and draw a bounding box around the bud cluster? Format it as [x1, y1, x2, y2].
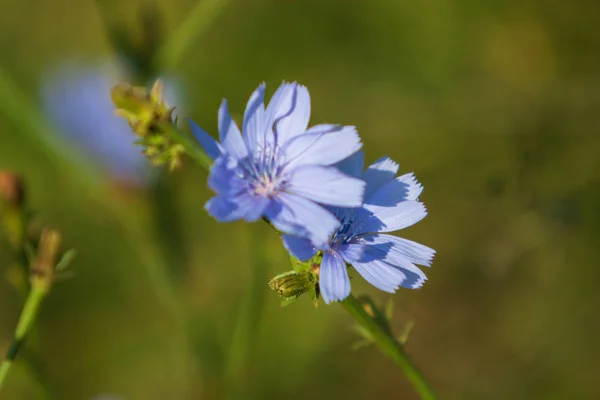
[112, 80, 184, 170]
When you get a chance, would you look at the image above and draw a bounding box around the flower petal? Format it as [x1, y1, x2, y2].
[276, 84, 311, 145]
[282, 235, 317, 261]
[365, 176, 415, 208]
[360, 233, 435, 267]
[398, 173, 423, 201]
[265, 192, 340, 246]
[358, 201, 427, 234]
[264, 83, 293, 127]
[188, 119, 221, 160]
[357, 237, 428, 289]
[286, 165, 365, 207]
[304, 124, 340, 135]
[282, 125, 362, 170]
[362, 157, 399, 200]
[219, 100, 248, 160]
[204, 195, 241, 222]
[205, 191, 269, 223]
[236, 193, 270, 222]
[351, 258, 407, 293]
[336, 151, 365, 178]
[337, 243, 366, 263]
[242, 83, 268, 154]
[320, 251, 351, 304]
[207, 156, 237, 194]
[264, 82, 311, 146]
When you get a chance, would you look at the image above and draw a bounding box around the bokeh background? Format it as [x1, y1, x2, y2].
[1, 0, 600, 399]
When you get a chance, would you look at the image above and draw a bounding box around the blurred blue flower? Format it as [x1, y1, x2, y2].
[189, 82, 365, 246]
[41, 61, 181, 184]
[282, 152, 435, 304]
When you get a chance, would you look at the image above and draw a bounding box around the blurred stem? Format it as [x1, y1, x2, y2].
[156, 0, 230, 69]
[2, 185, 57, 399]
[341, 295, 437, 400]
[0, 286, 47, 394]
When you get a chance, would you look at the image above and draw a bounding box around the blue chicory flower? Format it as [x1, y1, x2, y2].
[282, 152, 435, 304]
[41, 60, 181, 184]
[189, 82, 366, 246]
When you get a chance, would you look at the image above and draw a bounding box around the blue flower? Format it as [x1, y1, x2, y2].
[282, 152, 435, 304]
[41, 60, 181, 184]
[189, 82, 366, 246]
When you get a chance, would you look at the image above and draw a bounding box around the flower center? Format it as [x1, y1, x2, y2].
[253, 173, 282, 197]
[237, 144, 286, 198]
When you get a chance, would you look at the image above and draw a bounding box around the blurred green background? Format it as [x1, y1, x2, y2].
[1, 0, 600, 399]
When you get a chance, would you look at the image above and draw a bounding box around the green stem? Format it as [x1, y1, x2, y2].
[341, 295, 438, 400]
[0, 286, 47, 394]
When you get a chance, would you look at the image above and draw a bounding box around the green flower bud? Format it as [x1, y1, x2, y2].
[269, 266, 322, 307]
[269, 270, 312, 299]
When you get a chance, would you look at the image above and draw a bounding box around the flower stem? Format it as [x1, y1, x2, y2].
[341, 295, 438, 400]
[0, 286, 47, 394]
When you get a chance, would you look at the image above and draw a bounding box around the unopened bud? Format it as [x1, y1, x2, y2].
[0, 172, 25, 207]
[268, 270, 314, 300]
